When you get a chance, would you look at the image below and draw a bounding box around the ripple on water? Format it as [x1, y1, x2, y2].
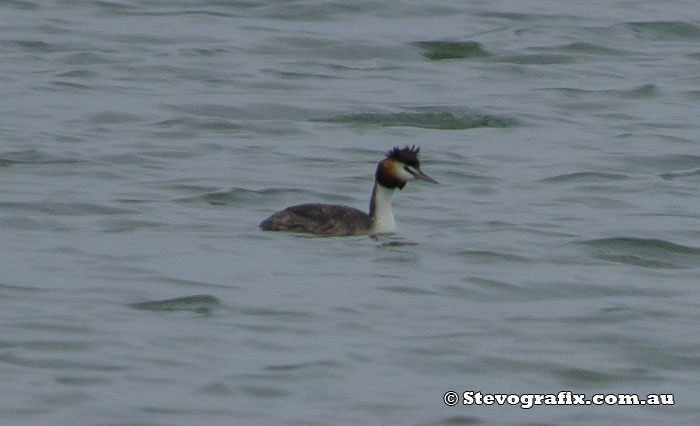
[263, 359, 344, 372]
[410, 40, 490, 60]
[0, 201, 135, 216]
[0, 352, 125, 372]
[620, 154, 700, 172]
[624, 21, 700, 41]
[47, 81, 96, 92]
[455, 249, 532, 264]
[578, 237, 700, 269]
[8, 39, 54, 52]
[378, 285, 438, 296]
[538, 171, 631, 183]
[155, 117, 242, 134]
[496, 53, 574, 65]
[419, 415, 482, 426]
[553, 366, 625, 386]
[660, 169, 700, 181]
[546, 41, 624, 55]
[442, 276, 652, 303]
[3, 0, 39, 10]
[314, 108, 518, 130]
[0, 149, 83, 167]
[99, 219, 165, 233]
[87, 111, 144, 124]
[128, 295, 221, 314]
[175, 187, 325, 206]
[538, 83, 660, 99]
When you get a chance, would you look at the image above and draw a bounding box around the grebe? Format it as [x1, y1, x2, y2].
[259, 145, 438, 236]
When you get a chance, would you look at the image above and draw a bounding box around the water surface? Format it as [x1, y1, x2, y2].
[1, 1, 700, 425]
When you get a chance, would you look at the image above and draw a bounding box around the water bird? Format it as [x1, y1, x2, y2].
[260, 145, 438, 236]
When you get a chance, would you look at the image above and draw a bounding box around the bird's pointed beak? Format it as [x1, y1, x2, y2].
[415, 168, 438, 184]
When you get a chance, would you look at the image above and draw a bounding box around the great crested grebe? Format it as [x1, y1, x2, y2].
[259, 145, 438, 236]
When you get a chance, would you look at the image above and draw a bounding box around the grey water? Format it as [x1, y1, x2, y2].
[1, 1, 700, 425]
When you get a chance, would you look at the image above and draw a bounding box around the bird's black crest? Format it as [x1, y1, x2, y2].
[386, 145, 420, 167]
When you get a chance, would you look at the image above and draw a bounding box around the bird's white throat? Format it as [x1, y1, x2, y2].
[370, 183, 396, 233]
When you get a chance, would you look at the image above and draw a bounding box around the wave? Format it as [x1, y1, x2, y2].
[578, 237, 700, 269]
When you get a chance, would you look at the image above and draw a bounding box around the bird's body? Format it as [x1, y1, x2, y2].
[259, 203, 371, 236]
[259, 146, 437, 237]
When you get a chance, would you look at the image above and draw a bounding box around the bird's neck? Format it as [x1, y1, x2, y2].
[369, 181, 396, 233]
